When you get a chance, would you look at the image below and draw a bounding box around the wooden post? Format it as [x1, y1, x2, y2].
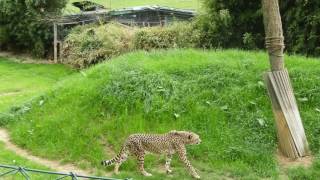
[164, 16, 168, 26]
[53, 23, 58, 63]
[58, 41, 63, 61]
[262, 0, 309, 158]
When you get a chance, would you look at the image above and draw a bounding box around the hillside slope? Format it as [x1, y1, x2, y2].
[8, 50, 320, 179]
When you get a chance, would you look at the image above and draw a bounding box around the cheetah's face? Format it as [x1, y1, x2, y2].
[186, 132, 201, 145]
[171, 130, 201, 145]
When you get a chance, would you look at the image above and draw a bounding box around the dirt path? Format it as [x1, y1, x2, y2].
[0, 128, 111, 177]
[0, 92, 22, 97]
[0, 52, 53, 64]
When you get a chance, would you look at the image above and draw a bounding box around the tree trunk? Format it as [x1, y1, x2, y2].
[261, 0, 285, 71]
[261, 0, 309, 158]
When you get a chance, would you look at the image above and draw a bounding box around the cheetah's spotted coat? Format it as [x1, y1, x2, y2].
[101, 130, 201, 179]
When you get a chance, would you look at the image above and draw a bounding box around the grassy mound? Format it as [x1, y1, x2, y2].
[8, 50, 320, 179]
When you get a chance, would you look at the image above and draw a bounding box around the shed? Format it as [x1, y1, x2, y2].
[108, 5, 196, 26]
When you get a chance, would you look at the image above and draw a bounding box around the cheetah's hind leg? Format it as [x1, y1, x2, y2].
[128, 140, 152, 176]
[138, 152, 152, 176]
[114, 152, 128, 174]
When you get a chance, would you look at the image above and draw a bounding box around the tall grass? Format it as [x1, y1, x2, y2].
[7, 49, 320, 179]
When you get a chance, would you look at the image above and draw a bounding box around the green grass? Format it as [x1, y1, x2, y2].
[6, 49, 320, 179]
[66, 0, 200, 13]
[0, 58, 74, 113]
[0, 57, 74, 179]
[0, 142, 60, 180]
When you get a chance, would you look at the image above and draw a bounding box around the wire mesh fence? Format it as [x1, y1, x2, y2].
[0, 164, 130, 180]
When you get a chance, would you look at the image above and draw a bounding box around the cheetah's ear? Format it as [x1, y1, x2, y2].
[170, 130, 179, 135]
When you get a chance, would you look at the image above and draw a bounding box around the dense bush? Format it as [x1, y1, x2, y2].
[62, 23, 135, 68]
[63, 22, 200, 68]
[281, 1, 320, 56]
[199, 0, 320, 56]
[0, 26, 9, 49]
[0, 0, 67, 57]
[134, 22, 200, 50]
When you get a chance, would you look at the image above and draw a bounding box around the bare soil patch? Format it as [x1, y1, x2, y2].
[0, 91, 22, 97]
[276, 149, 313, 169]
[0, 52, 53, 64]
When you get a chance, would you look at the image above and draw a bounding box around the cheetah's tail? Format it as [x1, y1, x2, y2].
[101, 146, 126, 166]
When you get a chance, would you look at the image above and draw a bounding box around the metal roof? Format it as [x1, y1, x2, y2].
[55, 5, 196, 24]
[108, 5, 196, 16]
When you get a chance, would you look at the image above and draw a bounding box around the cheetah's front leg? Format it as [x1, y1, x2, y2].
[177, 145, 200, 179]
[165, 153, 173, 173]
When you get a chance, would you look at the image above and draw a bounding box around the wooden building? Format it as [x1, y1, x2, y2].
[108, 5, 196, 27]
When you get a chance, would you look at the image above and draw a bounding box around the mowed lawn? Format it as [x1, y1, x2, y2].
[66, 0, 200, 13]
[0, 58, 74, 113]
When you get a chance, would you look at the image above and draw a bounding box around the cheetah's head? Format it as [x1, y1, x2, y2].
[170, 130, 201, 145]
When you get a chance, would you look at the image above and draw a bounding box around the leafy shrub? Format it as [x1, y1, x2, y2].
[195, 9, 233, 48]
[0, 113, 14, 126]
[0, 0, 67, 57]
[199, 0, 320, 56]
[32, 40, 46, 58]
[281, 1, 320, 56]
[0, 26, 9, 49]
[62, 23, 135, 68]
[133, 22, 200, 50]
[63, 22, 200, 68]
[243, 32, 257, 50]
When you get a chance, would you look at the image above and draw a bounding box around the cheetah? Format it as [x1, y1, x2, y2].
[101, 130, 201, 179]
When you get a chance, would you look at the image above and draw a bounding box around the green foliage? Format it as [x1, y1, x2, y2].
[0, 26, 9, 48]
[281, 0, 320, 56]
[7, 50, 320, 179]
[133, 22, 200, 50]
[32, 40, 46, 58]
[0, 0, 67, 57]
[195, 8, 233, 48]
[242, 32, 257, 50]
[62, 23, 135, 68]
[199, 0, 320, 56]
